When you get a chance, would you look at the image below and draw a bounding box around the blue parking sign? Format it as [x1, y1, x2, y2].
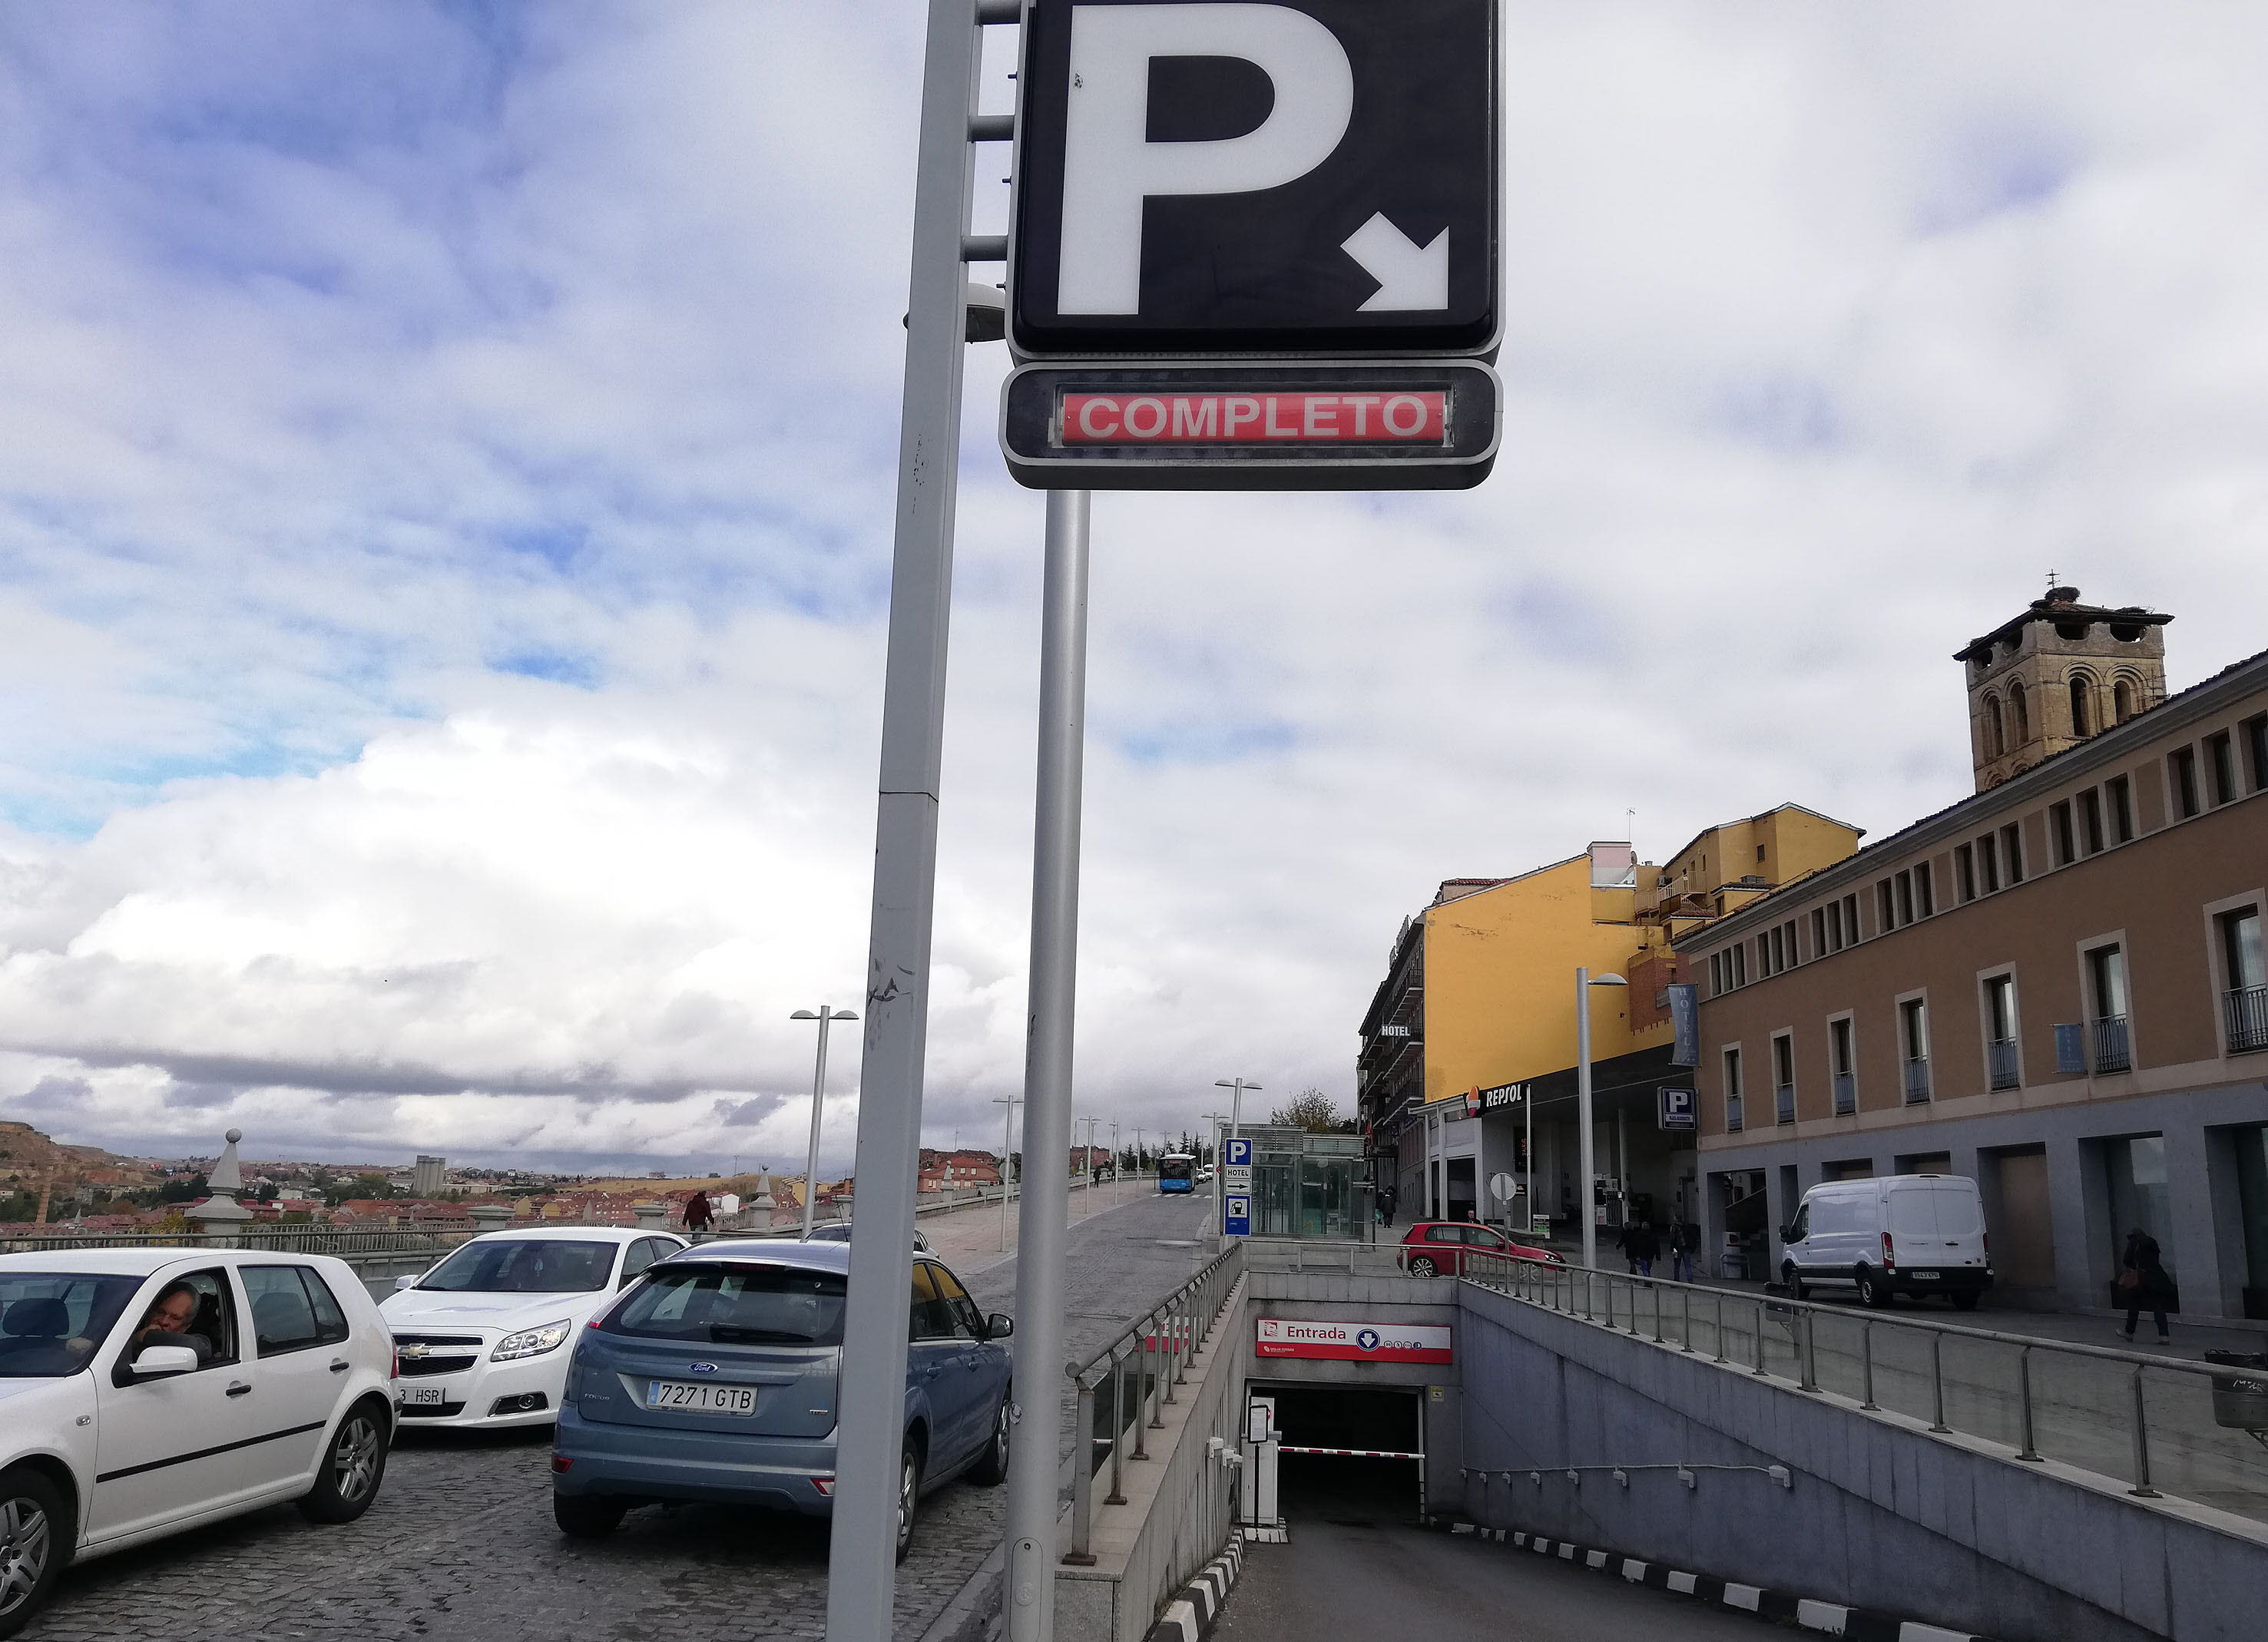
[1223, 1193, 1251, 1236]
[1658, 1087, 1697, 1131]
[1225, 1137, 1253, 1167]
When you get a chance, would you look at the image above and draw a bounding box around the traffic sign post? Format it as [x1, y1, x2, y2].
[1224, 1192, 1253, 1236]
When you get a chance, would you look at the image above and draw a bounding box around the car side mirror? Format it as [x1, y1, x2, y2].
[394, 1274, 419, 1291]
[128, 1344, 201, 1382]
[1780, 1225, 1797, 1244]
[985, 1313, 1015, 1339]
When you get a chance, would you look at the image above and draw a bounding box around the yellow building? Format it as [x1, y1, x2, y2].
[1359, 809, 1862, 1231]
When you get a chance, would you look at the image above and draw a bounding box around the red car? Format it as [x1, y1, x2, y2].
[1397, 1221, 1564, 1277]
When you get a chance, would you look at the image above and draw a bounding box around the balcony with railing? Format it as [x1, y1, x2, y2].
[1832, 1071, 1856, 1115]
[1987, 1037, 2021, 1091]
[2091, 1014, 2131, 1074]
[1775, 1083, 1796, 1124]
[2227, 985, 2268, 1053]
[1726, 1093, 1743, 1132]
[1902, 1056, 1931, 1103]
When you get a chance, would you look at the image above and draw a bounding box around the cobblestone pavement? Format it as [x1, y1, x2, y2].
[30, 1188, 1219, 1642]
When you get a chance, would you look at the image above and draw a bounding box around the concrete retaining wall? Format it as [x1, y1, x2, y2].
[1456, 1282, 2268, 1642]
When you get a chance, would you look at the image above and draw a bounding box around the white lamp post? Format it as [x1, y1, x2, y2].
[791, 1006, 858, 1242]
[1213, 1078, 1260, 1146]
[1575, 970, 1627, 1273]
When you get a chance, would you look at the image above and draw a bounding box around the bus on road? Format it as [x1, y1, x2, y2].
[1157, 1153, 1195, 1193]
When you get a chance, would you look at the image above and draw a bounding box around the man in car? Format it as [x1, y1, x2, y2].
[127, 1280, 214, 1362]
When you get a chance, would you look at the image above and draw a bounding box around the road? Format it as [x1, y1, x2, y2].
[1213, 1457, 1773, 1642]
[28, 1185, 1219, 1642]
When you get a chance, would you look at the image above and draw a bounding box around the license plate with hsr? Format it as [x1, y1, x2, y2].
[646, 1379, 757, 1415]
[398, 1385, 446, 1406]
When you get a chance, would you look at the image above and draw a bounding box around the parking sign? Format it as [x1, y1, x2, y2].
[1658, 1087, 1697, 1132]
[1224, 1137, 1253, 1167]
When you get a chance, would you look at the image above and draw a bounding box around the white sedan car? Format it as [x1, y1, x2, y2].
[379, 1228, 687, 1430]
[0, 1247, 398, 1639]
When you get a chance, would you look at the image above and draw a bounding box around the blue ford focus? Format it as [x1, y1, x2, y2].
[550, 1241, 1012, 1561]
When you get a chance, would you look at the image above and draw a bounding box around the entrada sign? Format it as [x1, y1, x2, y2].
[1005, 0, 1502, 488]
[1257, 1317, 1453, 1364]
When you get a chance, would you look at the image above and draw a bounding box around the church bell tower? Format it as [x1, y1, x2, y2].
[1954, 586, 2173, 792]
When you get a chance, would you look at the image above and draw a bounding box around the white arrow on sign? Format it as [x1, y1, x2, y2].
[1342, 213, 1449, 312]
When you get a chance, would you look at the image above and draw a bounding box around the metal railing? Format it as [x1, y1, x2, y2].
[1774, 1084, 1796, 1125]
[1831, 1072, 1856, 1116]
[1458, 1252, 2268, 1528]
[1062, 1241, 1245, 1565]
[2093, 1013, 2132, 1073]
[2227, 985, 2268, 1054]
[1988, 1038, 2021, 1091]
[1726, 1094, 1743, 1132]
[0, 1225, 479, 1256]
[1902, 1057, 1931, 1102]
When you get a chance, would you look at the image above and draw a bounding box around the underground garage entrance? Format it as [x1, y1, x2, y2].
[1250, 1383, 1425, 1528]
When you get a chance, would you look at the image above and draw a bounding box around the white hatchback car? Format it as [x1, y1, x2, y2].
[379, 1228, 687, 1430]
[0, 1247, 398, 1639]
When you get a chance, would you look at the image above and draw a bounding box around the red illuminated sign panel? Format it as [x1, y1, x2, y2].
[1059, 391, 1446, 445]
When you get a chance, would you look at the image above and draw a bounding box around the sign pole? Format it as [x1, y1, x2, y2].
[1577, 967, 1596, 1273]
[824, 3, 984, 1639]
[1006, 487, 1092, 1642]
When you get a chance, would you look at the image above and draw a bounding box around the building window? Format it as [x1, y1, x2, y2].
[1710, 952, 1725, 996]
[2107, 775, 2134, 844]
[2245, 713, 2268, 793]
[1827, 899, 1846, 952]
[1979, 833, 2001, 895]
[1899, 998, 1931, 1102]
[2113, 676, 2138, 723]
[1983, 974, 2020, 1091]
[1723, 1047, 1744, 1132]
[1985, 694, 2005, 759]
[1756, 843, 1766, 863]
[2011, 680, 2031, 745]
[2079, 789, 2105, 856]
[1956, 843, 1976, 903]
[2002, 823, 2025, 884]
[1878, 879, 1896, 933]
[1915, 861, 1935, 918]
[2070, 674, 2095, 737]
[2223, 907, 2266, 1054]
[1732, 943, 1747, 988]
[1811, 907, 1826, 958]
[1773, 1033, 1796, 1124]
[2207, 730, 2237, 806]
[1829, 1016, 1856, 1115]
[2051, 802, 2076, 866]
[2087, 944, 2131, 1073]
[1843, 892, 1859, 943]
[2171, 747, 2201, 819]
[1895, 872, 1914, 928]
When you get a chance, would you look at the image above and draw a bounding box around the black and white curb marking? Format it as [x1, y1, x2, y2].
[1425, 1519, 1998, 1642]
[1142, 1534, 1246, 1642]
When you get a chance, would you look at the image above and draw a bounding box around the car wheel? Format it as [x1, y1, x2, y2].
[969, 1399, 1011, 1488]
[1950, 1292, 1980, 1312]
[1782, 1263, 1809, 1303]
[1408, 1256, 1439, 1278]
[1855, 1266, 1891, 1309]
[554, 1493, 627, 1538]
[0, 1465, 67, 1642]
[296, 1399, 390, 1524]
[896, 1436, 924, 1565]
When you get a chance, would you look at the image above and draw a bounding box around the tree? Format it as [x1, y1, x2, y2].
[1270, 1088, 1344, 1134]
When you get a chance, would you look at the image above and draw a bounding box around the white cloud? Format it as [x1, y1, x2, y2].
[3, 3, 2266, 1169]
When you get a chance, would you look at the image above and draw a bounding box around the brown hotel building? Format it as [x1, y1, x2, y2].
[1676, 591, 2268, 1323]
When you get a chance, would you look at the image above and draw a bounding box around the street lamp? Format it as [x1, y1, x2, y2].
[991, 1095, 1021, 1253]
[1213, 1078, 1261, 1146]
[791, 1006, 858, 1242]
[1076, 1115, 1102, 1215]
[1109, 1121, 1121, 1207]
[1200, 1111, 1229, 1233]
[1575, 970, 1628, 1273]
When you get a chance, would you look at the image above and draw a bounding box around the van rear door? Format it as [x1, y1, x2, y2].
[1886, 1183, 1988, 1275]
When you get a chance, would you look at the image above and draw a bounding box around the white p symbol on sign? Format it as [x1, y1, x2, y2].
[1059, 3, 1356, 315]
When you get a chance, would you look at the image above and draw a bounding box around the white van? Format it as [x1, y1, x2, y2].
[1779, 1174, 1992, 1309]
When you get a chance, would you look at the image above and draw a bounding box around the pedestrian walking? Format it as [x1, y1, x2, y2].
[1377, 1183, 1398, 1227]
[1625, 1219, 1660, 1278]
[683, 1190, 714, 1235]
[1670, 1220, 1699, 1284]
[2117, 1227, 2174, 1344]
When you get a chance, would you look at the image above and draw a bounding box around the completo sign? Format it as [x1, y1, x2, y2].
[1002, 361, 1498, 489]
[1256, 1317, 1452, 1364]
[1059, 390, 1445, 445]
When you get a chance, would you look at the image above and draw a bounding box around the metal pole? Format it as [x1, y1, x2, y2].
[1577, 968, 1597, 1272]
[1007, 489, 1092, 1620]
[1859, 1320, 1877, 1409]
[1929, 1333, 1951, 1432]
[801, 1008, 841, 1243]
[1523, 1085, 1533, 1235]
[826, 4, 983, 1635]
[2128, 1368, 2159, 1497]
[993, 1096, 1020, 1254]
[2016, 1346, 2041, 1461]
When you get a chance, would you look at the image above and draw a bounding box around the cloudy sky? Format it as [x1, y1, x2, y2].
[2, 2, 2263, 1174]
